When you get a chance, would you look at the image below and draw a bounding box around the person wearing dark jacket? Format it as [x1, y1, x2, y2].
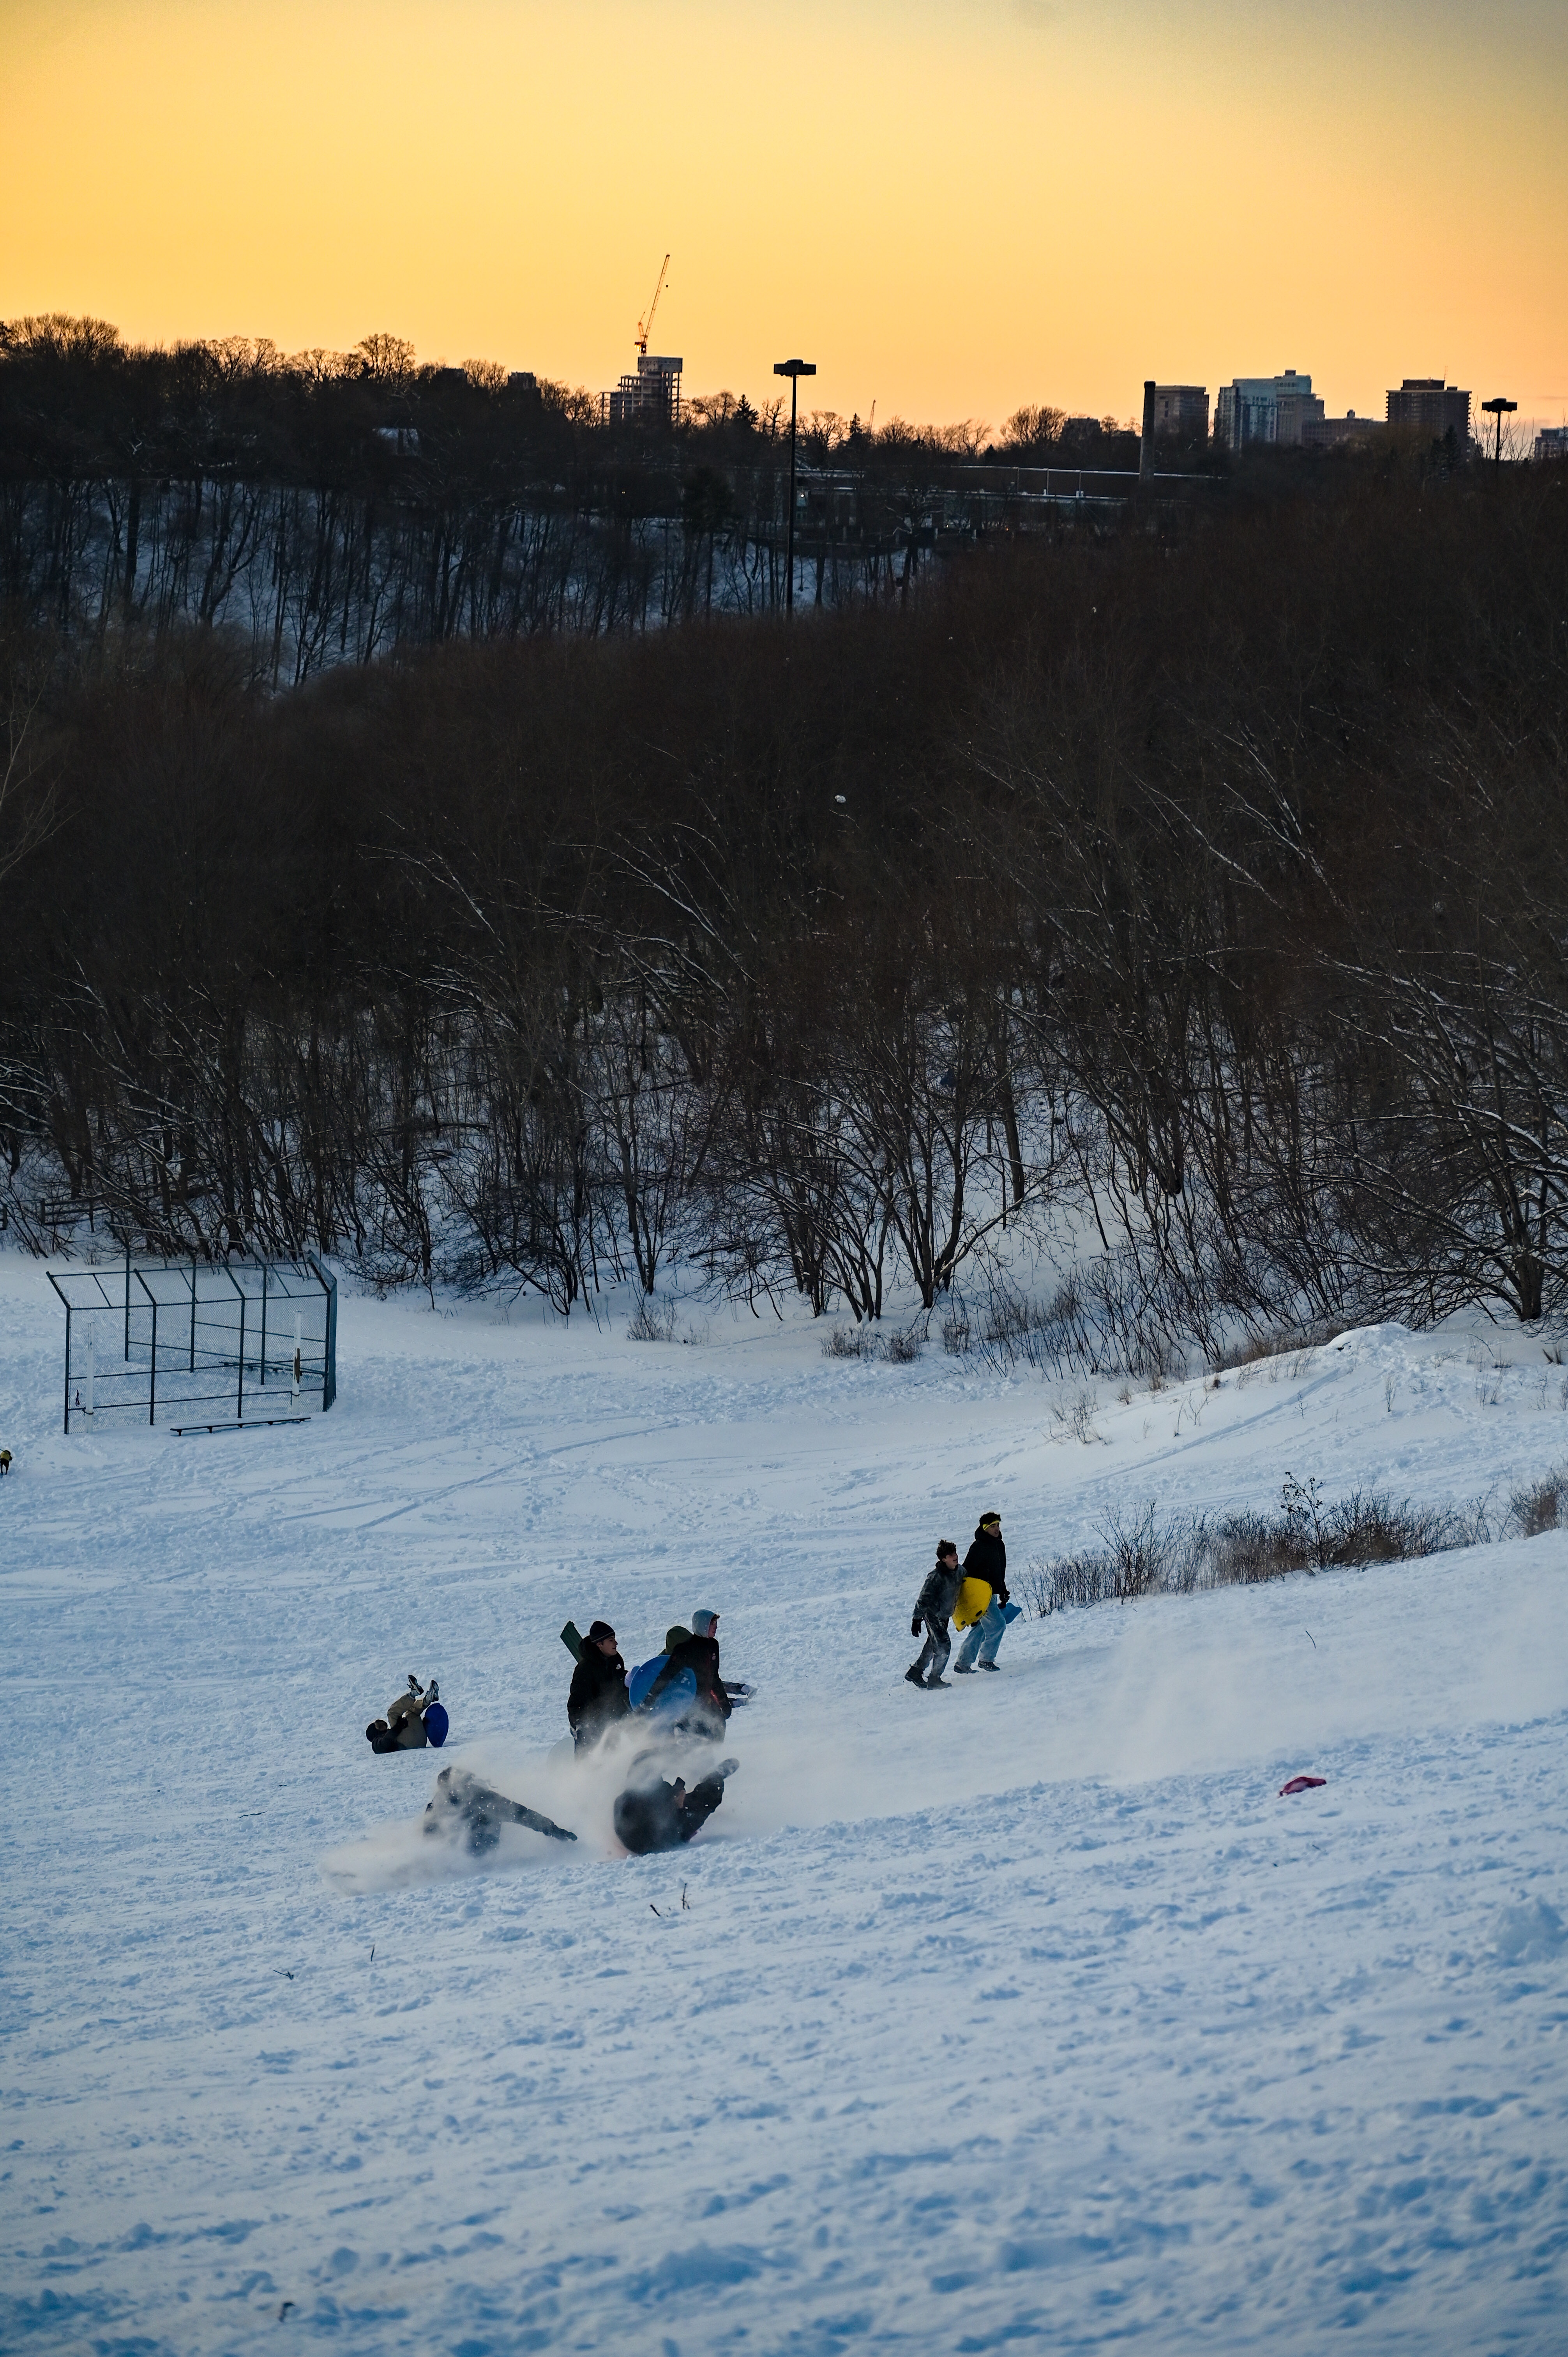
[906, 1541, 963, 1688]
[646, 1608, 732, 1735]
[954, 1512, 1011, 1673]
[613, 1756, 739, 1853]
[568, 1621, 631, 1750]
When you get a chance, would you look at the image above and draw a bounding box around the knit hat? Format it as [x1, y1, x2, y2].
[691, 1609, 719, 1638]
[664, 1624, 692, 1652]
[586, 1620, 616, 1643]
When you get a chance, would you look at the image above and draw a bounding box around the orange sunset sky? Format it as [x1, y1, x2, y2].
[4, 0, 1566, 433]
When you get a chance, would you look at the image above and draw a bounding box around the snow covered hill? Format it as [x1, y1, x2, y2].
[2, 1256, 1566, 2353]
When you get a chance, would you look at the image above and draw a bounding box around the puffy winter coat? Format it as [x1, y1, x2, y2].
[915, 1555, 964, 1625]
[666, 1631, 732, 1721]
[568, 1645, 630, 1748]
[641, 1631, 729, 1728]
[964, 1523, 1008, 1604]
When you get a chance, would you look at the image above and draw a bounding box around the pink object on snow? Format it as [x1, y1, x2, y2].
[1279, 1774, 1327, 1796]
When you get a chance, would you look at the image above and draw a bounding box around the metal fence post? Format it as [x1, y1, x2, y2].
[311, 1258, 337, 1412]
[64, 1303, 72, 1434]
[149, 1298, 158, 1425]
[259, 1262, 268, 1387]
[124, 1239, 131, 1361]
[191, 1255, 197, 1372]
[237, 1290, 246, 1422]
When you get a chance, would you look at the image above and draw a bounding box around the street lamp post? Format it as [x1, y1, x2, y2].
[1481, 395, 1517, 472]
[773, 357, 816, 614]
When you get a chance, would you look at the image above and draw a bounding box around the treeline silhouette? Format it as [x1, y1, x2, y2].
[3, 458, 1565, 1355]
[0, 315, 1151, 679]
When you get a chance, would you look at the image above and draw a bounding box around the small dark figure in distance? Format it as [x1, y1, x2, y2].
[366, 1673, 444, 1753]
[613, 1756, 740, 1855]
[422, 1765, 577, 1855]
[569, 1620, 631, 1751]
[0, 1447, 12, 1477]
[907, 1540, 963, 1688]
[954, 1512, 1010, 1673]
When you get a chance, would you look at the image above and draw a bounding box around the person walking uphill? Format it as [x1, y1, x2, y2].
[907, 1541, 964, 1689]
[954, 1512, 1011, 1673]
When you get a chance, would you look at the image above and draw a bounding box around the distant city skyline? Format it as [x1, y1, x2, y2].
[3, 0, 1565, 434]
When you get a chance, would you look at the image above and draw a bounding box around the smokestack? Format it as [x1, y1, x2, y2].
[1139, 379, 1157, 480]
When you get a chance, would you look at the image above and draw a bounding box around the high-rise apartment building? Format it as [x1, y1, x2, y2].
[1385, 379, 1471, 440]
[1215, 371, 1325, 449]
[602, 353, 683, 427]
[1150, 385, 1209, 438]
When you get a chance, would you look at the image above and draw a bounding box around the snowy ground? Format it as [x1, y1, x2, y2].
[3, 1256, 1567, 2354]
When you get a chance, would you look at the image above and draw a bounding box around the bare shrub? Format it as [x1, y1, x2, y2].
[970, 1276, 1101, 1377]
[627, 1293, 678, 1342]
[1510, 1471, 1568, 1537]
[821, 1322, 923, 1363]
[1022, 1477, 1500, 1617]
[1046, 1389, 1101, 1445]
[1165, 1512, 1215, 1594]
[1099, 1502, 1167, 1598]
[1020, 1550, 1115, 1616]
[941, 1312, 971, 1356]
[1208, 1510, 1305, 1585]
[1214, 1319, 1338, 1375]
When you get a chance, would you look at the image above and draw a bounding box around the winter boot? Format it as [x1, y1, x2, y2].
[952, 1662, 975, 1675]
[926, 1675, 952, 1689]
[905, 1664, 925, 1686]
[978, 1660, 1001, 1672]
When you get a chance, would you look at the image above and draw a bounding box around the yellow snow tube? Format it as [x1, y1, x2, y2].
[953, 1577, 993, 1630]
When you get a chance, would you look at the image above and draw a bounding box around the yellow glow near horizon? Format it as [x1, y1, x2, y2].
[3, 0, 1566, 429]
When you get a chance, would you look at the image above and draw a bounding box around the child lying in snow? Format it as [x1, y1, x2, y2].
[422, 1765, 577, 1854]
[366, 1673, 446, 1753]
[613, 1754, 739, 1854]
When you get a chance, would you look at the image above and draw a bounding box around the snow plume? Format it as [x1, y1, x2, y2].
[322, 1737, 597, 1893]
[325, 1553, 1568, 1896]
[322, 1724, 742, 1892]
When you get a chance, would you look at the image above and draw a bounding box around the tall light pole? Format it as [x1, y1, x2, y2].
[773, 357, 816, 614]
[1481, 394, 1517, 472]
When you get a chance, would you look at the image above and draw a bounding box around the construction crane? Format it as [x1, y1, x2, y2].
[636, 254, 670, 357]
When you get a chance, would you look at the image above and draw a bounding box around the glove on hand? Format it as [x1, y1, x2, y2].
[910, 1613, 922, 1638]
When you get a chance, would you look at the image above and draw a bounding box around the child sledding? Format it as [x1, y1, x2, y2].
[422, 1765, 577, 1855]
[559, 1605, 745, 1853]
[366, 1673, 448, 1752]
[612, 1749, 740, 1854]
